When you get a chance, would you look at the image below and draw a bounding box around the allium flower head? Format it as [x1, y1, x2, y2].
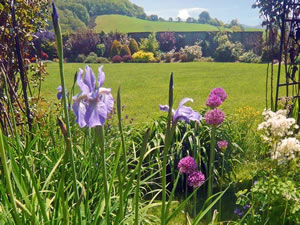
[178, 156, 197, 174]
[217, 140, 228, 151]
[72, 65, 114, 128]
[159, 98, 202, 124]
[205, 109, 225, 126]
[187, 171, 205, 188]
[209, 88, 227, 102]
[206, 94, 222, 109]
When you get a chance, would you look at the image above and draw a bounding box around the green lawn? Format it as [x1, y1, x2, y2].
[44, 62, 274, 124]
[94, 15, 262, 33]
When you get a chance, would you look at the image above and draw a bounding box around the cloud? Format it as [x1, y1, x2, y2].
[178, 8, 207, 20]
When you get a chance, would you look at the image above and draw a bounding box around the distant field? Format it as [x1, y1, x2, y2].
[44, 62, 274, 124]
[94, 15, 262, 33]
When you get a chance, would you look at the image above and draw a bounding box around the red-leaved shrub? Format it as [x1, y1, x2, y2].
[122, 55, 132, 63]
[112, 55, 122, 63]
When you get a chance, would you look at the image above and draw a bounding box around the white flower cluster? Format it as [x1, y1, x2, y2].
[258, 109, 300, 165]
[257, 109, 298, 141]
[180, 45, 202, 61]
[273, 138, 300, 165]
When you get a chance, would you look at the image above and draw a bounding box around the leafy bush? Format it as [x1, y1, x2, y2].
[64, 28, 100, 61]
[180, 53, 188, 62]
[112, 55, 122, 63]
[122, 55, 132, 63]
[159, 32, 176, 52]
[194, 57, 214, 62]
[179, 45, 202, 62]
[239, 51, 261, 63]
[214, 33, 244, 62]
[173, 52, 180, 62]
[165, 54, 172, 63]
[84, 52, 98, 63]
[76, 54, 86, 62]
[132, 51, 156, 63]
[140, 34, 160, 55]
[110, 40, 121, 58]
[129, 38, 139, 54]
[83, 52, 109, 63]
[96, 44, 105, 57]
[120, 45, 131, 57]
[96, 57, 110, 64]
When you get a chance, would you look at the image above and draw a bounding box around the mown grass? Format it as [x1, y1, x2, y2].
[43, 62, 282, 124]
[94, 15, 262, 33]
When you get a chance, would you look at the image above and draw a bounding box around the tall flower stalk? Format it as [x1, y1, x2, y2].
[159, 74, 202, 225]
[52, 3, 82, 224]
[204, 87, 227, 221]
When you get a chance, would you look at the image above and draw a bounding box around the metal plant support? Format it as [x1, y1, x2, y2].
[275, 0, 300, 123]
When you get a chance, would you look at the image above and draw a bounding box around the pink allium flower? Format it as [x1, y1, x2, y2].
[217, 140, 228, 151]
[178, 156, 197, 174]
[187, 171, 205, 188]
[205, 109, 225, 126]
[209, 88, 227, 102]
[206, 94, 222, 109]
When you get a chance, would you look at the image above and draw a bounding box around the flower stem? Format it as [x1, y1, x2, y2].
[207, 126, 216, 222]
[96, 126, 110, 224]
[52, 6, 82, 223]
[117, 87, 126, 224]
[161, 74, 174, 225]
[218, 153, 225, 219]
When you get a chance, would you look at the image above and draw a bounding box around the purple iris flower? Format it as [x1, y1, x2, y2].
[72, 65, 114, 128]
[57, 85, 69, 100]
[57, 85, 63, 100]
[159, 98, 202, 124]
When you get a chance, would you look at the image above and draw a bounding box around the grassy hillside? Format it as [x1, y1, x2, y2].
[94, 15, 263, 33]
[95, 15, 221, 33]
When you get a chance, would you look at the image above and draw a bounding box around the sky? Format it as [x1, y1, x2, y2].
[130, 0, 261, 26]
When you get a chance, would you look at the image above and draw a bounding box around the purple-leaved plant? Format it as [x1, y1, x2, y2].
[72, 65, 114, 128]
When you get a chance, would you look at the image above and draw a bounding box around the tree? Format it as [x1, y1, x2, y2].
[186, 17, 197, 23]
[176, 17, 182, 22]
[169, 17, 173, 22]
[150, 14, 159, 21]
[198, 11, 211, 24]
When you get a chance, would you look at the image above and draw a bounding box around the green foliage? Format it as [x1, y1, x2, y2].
[120, 45, 131, 57]
[129, 38, 139, 54]
[110, 40, 122, 58]
[236, 175, 300, 224]
[198, 11, 211, 24]
[96, 43, 106, 57]
[53, 0, 146, 32]
[140, 34, 160, 55]
[76, 54, 86, 62]
[57, 1, 89, 24]
[214, 33, 244, 62]
[56, 8, 86, 32]
[83, 52, 109, 63]
[239, 51, 262, 63]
